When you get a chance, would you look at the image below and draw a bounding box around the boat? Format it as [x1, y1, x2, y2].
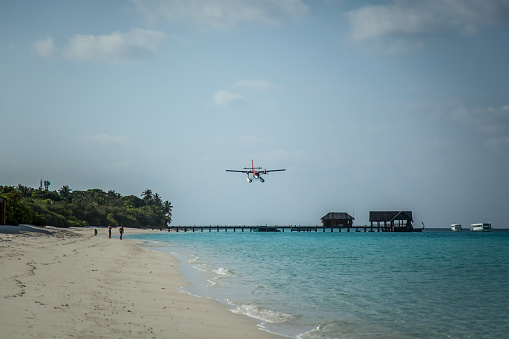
[412, 222, 425, 232]
[451, 224, 462, 232]
[470, 223, 492, 232]
[252, 227, 280, 232]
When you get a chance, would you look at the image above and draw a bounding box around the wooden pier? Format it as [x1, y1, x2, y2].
[143, 225, 395, 233]
[136, 210, 422, 233]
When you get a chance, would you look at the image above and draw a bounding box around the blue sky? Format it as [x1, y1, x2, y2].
[1, 0, 509, 227]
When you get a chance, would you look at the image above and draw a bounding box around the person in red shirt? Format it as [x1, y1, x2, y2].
[119, 225, 124, 240]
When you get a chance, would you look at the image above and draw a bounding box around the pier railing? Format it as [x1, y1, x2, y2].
[136, 225, 394, 232]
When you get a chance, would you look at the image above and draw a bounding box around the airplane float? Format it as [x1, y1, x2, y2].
[226, 160, 286, 183]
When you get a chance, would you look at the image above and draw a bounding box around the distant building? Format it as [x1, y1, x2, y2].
[321, 212, 354, 228]
[369, 211, 413, 231]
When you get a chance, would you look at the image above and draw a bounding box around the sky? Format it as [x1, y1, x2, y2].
[1, 0, 509, 228]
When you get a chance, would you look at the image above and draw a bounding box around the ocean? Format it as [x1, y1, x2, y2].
[125, 229, 509, 338]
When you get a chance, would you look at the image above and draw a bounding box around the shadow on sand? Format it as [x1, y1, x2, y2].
[0, 225, 53, 235]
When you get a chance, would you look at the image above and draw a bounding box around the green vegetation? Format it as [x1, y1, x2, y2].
[0, 185, 172, 228]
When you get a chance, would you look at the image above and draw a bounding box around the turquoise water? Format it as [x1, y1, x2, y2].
[126, 229, 509, 338]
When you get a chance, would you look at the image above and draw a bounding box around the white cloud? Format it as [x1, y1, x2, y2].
[33, 37, 57, 58]
[234, 80, 281, 90]
[348, 0, 509, 44]
[486, 137, 509, 155]
[349, 5, 425, 41]
[79, 134, 129, 144]
[34, 28, 166, 64]
[448, 105, 509, 129]
[213, 90, 244, 106]
[131, 0, 309, 29]
[435, 104, 509, 154]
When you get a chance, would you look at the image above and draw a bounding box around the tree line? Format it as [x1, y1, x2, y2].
[0, 185, 172, 228]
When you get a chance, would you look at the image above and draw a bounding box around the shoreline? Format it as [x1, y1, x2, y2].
[0, 226, 282, 338]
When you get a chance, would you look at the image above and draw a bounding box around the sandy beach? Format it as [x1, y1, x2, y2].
[0, 226, 281, 339]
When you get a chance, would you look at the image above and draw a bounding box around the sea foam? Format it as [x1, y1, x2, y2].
[228, 301, 296, 324]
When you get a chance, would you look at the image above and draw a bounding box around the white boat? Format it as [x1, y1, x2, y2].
[451, 224, 462, 231]
[470, 223, 492, 232]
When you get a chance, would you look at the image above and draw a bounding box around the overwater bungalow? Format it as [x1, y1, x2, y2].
[369, 211, 416, 232]
[321, 212, 354, 228]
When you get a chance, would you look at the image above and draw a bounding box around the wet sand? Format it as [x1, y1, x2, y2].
[0, 226, 281, 338]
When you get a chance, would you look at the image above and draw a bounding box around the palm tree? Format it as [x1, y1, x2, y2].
[107, 190, 121, 206]
[59, 185, 72, 202]
[141, 189, 153, 205]
[162, 200, 173, 226]
[162, 201, 173, 217]
[17, 184, 32, 197]
[153, 193, 162, 207]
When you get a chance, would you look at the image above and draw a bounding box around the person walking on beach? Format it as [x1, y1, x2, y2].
[108, 225, 112, 238]
[119, 225, 124, 240]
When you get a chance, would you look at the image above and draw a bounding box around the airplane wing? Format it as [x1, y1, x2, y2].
[264, 169, 286, 173]
[226, 169, 285, 173]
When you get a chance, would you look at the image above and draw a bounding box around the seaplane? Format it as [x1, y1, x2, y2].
[226, 160, 286, 183]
